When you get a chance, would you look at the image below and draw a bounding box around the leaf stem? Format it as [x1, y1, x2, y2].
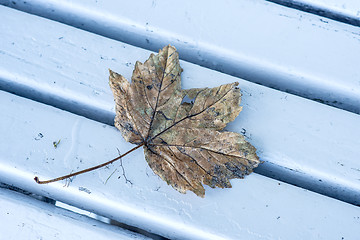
[34, 143, 144, 184]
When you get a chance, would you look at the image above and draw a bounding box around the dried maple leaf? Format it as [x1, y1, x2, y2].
[109, 45, 259, 197]
[34, 45, 260, 197]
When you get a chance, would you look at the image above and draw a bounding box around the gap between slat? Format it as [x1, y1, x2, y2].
[266, 0, 360, 27]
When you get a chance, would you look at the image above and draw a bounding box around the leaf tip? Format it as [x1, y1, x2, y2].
[109, 69, 117, 78]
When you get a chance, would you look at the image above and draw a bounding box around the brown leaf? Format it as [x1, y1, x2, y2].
[109, 45, 260, 197]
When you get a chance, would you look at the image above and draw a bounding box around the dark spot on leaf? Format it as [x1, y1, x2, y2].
[176, 146, 185, 153]
[124, 123, 134, 132]
[225, 162, 245, 178]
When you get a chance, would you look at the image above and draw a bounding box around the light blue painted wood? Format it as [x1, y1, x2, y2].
[1, 3, 360, 240]
[0, 6, 359, 205]
[1, 0, 360, 113]
[0, 187, 150, 240]
[1, 90, 359, 240]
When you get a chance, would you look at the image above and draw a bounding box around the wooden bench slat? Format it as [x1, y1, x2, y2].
[1, 90, 360, 240]
[0, 187, 150, 240]
[0, 6, 359, 205]
[1, 0, 360, 113]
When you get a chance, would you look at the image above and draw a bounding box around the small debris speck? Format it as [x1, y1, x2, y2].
[79, 187, 91, 194]
[35, 133, 43, 140]
[241, 128, 246, 135]
[53, 139, 61, 149]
